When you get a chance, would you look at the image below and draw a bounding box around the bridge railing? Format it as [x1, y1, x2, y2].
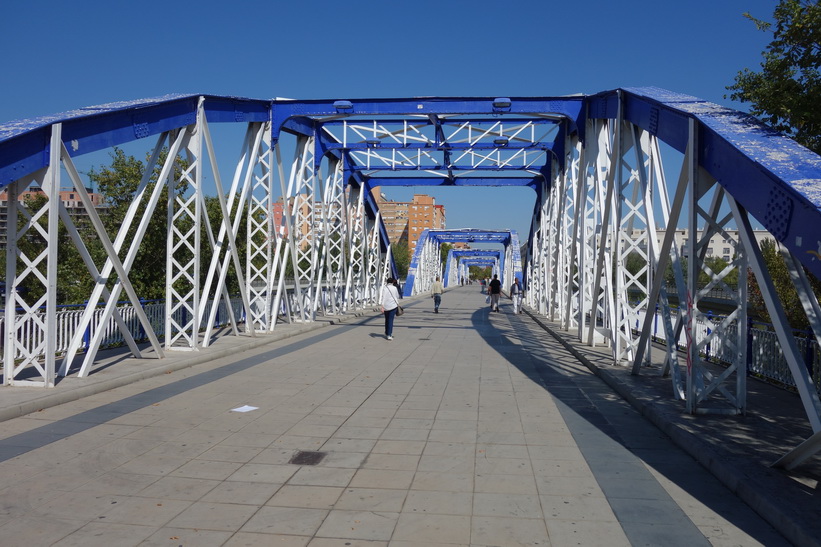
[637, 307, 821, 396]
[1, 298, 246, 363]
[1, 281, 371, 368]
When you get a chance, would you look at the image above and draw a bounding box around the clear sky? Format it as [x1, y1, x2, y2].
[0, 0, 777, 239]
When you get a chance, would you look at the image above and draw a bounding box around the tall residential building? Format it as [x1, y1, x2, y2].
[0, 186, 104, 248]
[373, 190, 446, 259]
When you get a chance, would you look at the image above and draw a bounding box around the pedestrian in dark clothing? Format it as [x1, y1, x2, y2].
[489, 274, 502, 312]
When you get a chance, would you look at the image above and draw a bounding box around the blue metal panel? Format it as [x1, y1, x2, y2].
[403, 229, 429, 296]
[365, 176, 541, 189]
[451, 250, 503, 257]
[61, 98, 199, 158]
[443, 249, 455, 287]
[271, 96, 585, 143]
[203, 97, 270, 124]
[0, 128, 50, 187]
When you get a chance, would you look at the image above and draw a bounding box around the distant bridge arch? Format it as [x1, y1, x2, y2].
[444, 250, 503, 287]
[404, 229, 522, 297]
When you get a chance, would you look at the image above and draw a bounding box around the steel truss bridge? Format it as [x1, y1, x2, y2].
[2, 88, 821, 466]
[404, 229, 523, 296]
[443, 248, 507, 288]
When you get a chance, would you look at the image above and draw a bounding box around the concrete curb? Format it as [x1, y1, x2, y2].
[525, 310, 819, 547]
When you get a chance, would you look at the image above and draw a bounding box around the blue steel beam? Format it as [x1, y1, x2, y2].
[365, 177, 542, 189]
[271, 97, 585, 143]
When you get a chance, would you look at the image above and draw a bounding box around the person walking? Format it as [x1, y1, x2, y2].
[381, 277, 402, 340]
[489, 274, 502, 312]
[431, 276, 444, 313]
[510, 278, 523, 314]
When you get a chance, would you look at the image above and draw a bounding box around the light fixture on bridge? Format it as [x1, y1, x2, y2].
[493, 97, 512, 110]
[493, 137, 509, 146]
[333, 100, 353, 112]
[364, 138, 380, 147]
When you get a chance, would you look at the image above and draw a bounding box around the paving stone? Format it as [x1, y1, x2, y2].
[392, 512, 471, 544]
[315, 509, 399, 541]
[470, 515, 549, 546]
[52, 522, 155, 547]
[165, 501, 260, 531]
[140, 526, 232, 547]
[335, 487, 407, 512]
[200, 480, 280, 505]
[267, 485, 344, 509]
[241, 506, 328, 536]
[132, 476, 218, 501]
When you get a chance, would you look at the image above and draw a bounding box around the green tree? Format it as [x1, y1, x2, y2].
[89, 147, 188, 300]
[391, 240, 410, 278]
[748, 238, 821, 329]
[727, 1, 821, 154]
[439, 243, 453, 268]
[470, 265, 492, 280]
[625, 252, 648, 286]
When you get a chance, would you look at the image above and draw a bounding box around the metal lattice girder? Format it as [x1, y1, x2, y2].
[59, 131, 180, 376]
[246, 122, 275, 330]
[364, 211, 383, 306]
[3, 129, 61, 386]
[318, 158, 348, 315]
[320, 118, 560, 175]
[289, 135, 319, 321]
[345, 182, 367, 310]
[166, 107, 204, 350]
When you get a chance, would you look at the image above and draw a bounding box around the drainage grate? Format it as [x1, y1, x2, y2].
[289, 451, 326, 465]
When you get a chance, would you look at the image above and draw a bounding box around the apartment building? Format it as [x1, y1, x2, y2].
[0, 186, 104, 247]
[373, 190, 446, 259]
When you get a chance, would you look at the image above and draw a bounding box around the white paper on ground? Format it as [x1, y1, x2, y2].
[231, 405, 259, 413]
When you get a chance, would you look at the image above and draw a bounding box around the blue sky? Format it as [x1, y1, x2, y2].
[1, 0, 777, 238]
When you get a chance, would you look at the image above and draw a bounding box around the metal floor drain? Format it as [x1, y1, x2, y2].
[289, 451, 326, 465]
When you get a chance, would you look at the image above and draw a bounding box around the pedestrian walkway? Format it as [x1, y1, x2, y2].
[0, 286, 813, 546]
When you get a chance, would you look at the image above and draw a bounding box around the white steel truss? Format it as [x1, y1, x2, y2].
[246, 122, 275, 330]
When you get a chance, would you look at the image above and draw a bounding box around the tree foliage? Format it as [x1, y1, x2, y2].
[727, 0, 821, 154]
[391, 240, 410, 278]
[439, 243, 454, 268]
[470, 266, 492, 280]
[89, 147, 188, 300]
[748, 238, 821, 330]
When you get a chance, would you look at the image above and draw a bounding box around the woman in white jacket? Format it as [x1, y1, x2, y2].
[381, 277, 402, 340]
